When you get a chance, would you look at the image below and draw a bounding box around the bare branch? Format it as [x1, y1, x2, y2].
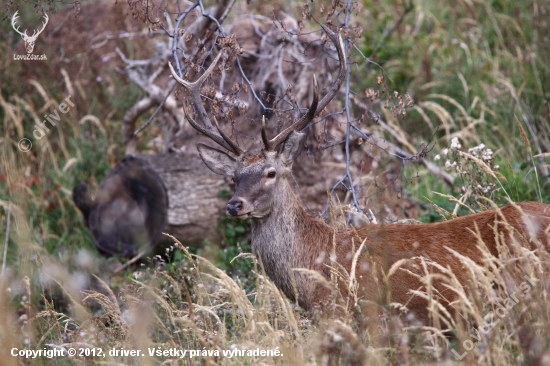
[123, 97, 154, 155]
[172, 1, 201, 77]
[266, 26, 348, 151]
[169, 52, 243, 155]
[134, 84, 177, 136]
[341, 0, 363, 216]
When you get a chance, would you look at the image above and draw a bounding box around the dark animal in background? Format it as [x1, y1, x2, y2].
[73, 155, 168, 257]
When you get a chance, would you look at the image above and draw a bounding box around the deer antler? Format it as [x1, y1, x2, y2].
[11, 11, 27, 38]
[168, 52, 243, 156]
[264, 26, 347, 151]
[261, 116, 270, 151]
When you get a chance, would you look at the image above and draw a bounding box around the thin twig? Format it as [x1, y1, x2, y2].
[172, 1, 201, 77]
[217, 0, 236, 25]
[350, 125, 454, 186]
[370, 0, 414, 59]
[343, 0, 362, 215]
[113, 251, 146, 274]
[235, 56, 269, 111]
[144, 0, 173, 37]
[322, 139, 346, 150]
[134, 83, 177, 136]
[172, 0, 271, 113]
[323, 0, 366, 221]
[198, 0, 225, 36]
[2, 202, 12, 276]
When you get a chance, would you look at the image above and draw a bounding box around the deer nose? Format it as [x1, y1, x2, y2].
[227, 199, 243, 216]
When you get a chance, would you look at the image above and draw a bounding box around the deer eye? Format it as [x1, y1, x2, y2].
[267, 171, 276, 178]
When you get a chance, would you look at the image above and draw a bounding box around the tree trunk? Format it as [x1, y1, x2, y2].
[139, 153, 229, 247]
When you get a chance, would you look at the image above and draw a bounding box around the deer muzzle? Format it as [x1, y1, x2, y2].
[227, 197, 253, 218]
[227, 200, 242, 216]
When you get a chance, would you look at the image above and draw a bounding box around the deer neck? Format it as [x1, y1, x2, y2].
[250, 178, 333, 299]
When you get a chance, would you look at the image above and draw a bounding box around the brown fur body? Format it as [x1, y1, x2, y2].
[264, 179, 550, 321]
[198, 140, 550, 323]
[251, 178, 550, 322]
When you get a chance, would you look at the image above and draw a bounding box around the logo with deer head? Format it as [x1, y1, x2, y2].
[11, 11, 48, 54]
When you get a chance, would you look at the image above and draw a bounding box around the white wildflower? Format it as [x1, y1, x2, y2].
[450, 137, 462, 150]
[442, 148, 449, 156]
[434, 154, 441, 160]
[468, 143, 486, 156]
[482, 148, 493, 161]
[445, 160, 452, 169]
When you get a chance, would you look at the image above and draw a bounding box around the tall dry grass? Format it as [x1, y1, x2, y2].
[1, 159, 549, 365]
[1, 0, 550, 364]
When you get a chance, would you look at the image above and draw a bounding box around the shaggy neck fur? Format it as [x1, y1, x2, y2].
[250, 178, 333, 304]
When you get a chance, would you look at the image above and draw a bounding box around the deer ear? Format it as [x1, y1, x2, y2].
[197, 143, 238, 176]
[279, 131, 305, 164]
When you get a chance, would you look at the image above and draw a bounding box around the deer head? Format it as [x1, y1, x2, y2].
[198, 128, 311, 219]
[168, 26, 346, 219]
[12, 11, 49, 54]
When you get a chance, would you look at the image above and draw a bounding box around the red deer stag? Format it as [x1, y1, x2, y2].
[169, 28, 550, 324]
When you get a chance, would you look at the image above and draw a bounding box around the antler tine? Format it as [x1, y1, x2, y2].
[213, 117, 244, 155]
[267, 76, 318, 150]
[261, 116, 270, 151]
[169, 52, 222, 132]
[178, 100, 240, 154]
[169, 52, 243, 155]
[314, 25, 347, 115]
[267, 26, 347, 151]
